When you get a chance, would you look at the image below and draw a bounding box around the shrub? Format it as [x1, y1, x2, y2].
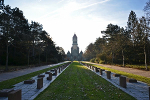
[95, 58, 100, 63]
[99, 59, 105, 64]
[90, 58, 95, 63]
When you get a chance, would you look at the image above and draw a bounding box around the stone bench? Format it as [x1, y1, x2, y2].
[58, 67, 61, 73]
[120, 76, 126, 88]
[92, 66, 95, 71]
[97, 68, 100, 72]
[0, 89, 14, 97]
[99, 69, 105, 75]
[105, 71, 111, 79]
[90, 66, 92, 69]
[50, 69, 55, 72]
[95, 67, 99, 72]
[47, 73, 52, 80]
[37, 78, 43, 89]
[8, 89, 21, 100]
[113, 74, 121, 77]
[126, 78, 137, 83]
[24, 79, 35, 84]
[54, 69, 57, 76]
[38, 74, 45, 78]
[45, 71, 50, 74]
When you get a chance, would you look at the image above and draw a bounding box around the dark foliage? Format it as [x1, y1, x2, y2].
[0, 5, 65, 69]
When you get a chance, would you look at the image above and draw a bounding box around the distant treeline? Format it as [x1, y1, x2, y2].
[0, 5, 65, 70]
[83, 10, 150, 70]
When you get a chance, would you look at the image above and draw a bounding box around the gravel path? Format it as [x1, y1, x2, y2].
[0, 62, 67, 82]
[84, 62, 150, 78]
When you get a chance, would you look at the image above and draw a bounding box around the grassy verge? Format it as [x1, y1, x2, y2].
[35, 61, 135, 100]
[83, 62, 150, 85]
[0, 62, 68, 90]
[125, 64, 150, 70]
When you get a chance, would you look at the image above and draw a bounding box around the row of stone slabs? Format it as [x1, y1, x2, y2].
[81, 63, 150, 100]
[0, 62, 71, 100]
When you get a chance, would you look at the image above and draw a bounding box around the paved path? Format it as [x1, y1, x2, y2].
[81, 63, 149, 100]
[0, 63, 70, 100]
[0, 62, 67, 82]
[84, 62, 150, 78]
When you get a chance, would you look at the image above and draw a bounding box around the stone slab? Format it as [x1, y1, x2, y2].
[113, 74, 121, 77]
[24, 79, 35, 84]
[37, 78, 43, 89]
[0, 89, 14, 97]
[38, 74, 45, 78]
[120, 76, 126, 88]
[126, 78, 137, 83]
[45, 71, 50, 74]
[50, 69, 55, 71]
[8, 89, 21, 100]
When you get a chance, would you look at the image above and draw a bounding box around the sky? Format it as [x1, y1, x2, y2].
[4, 0, 148, 53]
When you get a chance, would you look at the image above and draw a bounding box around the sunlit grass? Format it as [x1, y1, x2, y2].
[82, 62, 150, 86]
[35, 61, 135, 100]
[125, 64, 150, 70]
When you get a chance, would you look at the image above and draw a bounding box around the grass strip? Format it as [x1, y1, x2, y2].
[35, 61, 135, 100]
[113, 64, 150, 70]
[82, 62, 150, 85]
[0, 62, 68, 90]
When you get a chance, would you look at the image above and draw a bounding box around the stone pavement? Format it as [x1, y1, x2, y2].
[0, 63, 70, 100]
[84, 61, 150, 78]
[81, 63, 149, 100]
[0, 62, 67, 82]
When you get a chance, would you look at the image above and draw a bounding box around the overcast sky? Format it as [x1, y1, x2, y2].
[4, 0, 147, 53]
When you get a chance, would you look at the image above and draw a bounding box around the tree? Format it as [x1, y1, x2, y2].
[144, 1, 150, 19]
[83, 43, 96, 61]
[101, 24, 120, 64]
[138, 17, 150, 70]
[56, 46, 66, 62]
[0, 5, 14, 70]
[0, 5, 65, 67]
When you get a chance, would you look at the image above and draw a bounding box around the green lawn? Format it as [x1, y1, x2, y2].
[35, 62, 135, 100]
[82, 62, 150, 86]
[0, 62, 68, 90]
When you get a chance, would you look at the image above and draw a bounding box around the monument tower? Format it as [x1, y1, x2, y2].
[67, 34, 83, 61]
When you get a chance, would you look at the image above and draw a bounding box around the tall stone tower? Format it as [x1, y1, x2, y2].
[71, 34, 79, 60]
[66, 34, 83, 61]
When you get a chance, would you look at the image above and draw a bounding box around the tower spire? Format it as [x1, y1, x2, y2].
[72, 33, 77, 45]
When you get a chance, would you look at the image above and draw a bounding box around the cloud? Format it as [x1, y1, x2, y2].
[78, 0, 110, 10]
[58, 0, 64, 4]
[36, 0, 110, 20]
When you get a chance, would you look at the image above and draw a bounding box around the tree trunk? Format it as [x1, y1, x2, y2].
[46, 51, 47, 63]
[27, 50, 30, 67]
[144, 45, 148, 70]
[5, 42, 9, 71]
[122, 50, 125, 67]
[39, 52, 40, 65]
[112, 51, 114, 64]
[32, 39, 35, 62]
